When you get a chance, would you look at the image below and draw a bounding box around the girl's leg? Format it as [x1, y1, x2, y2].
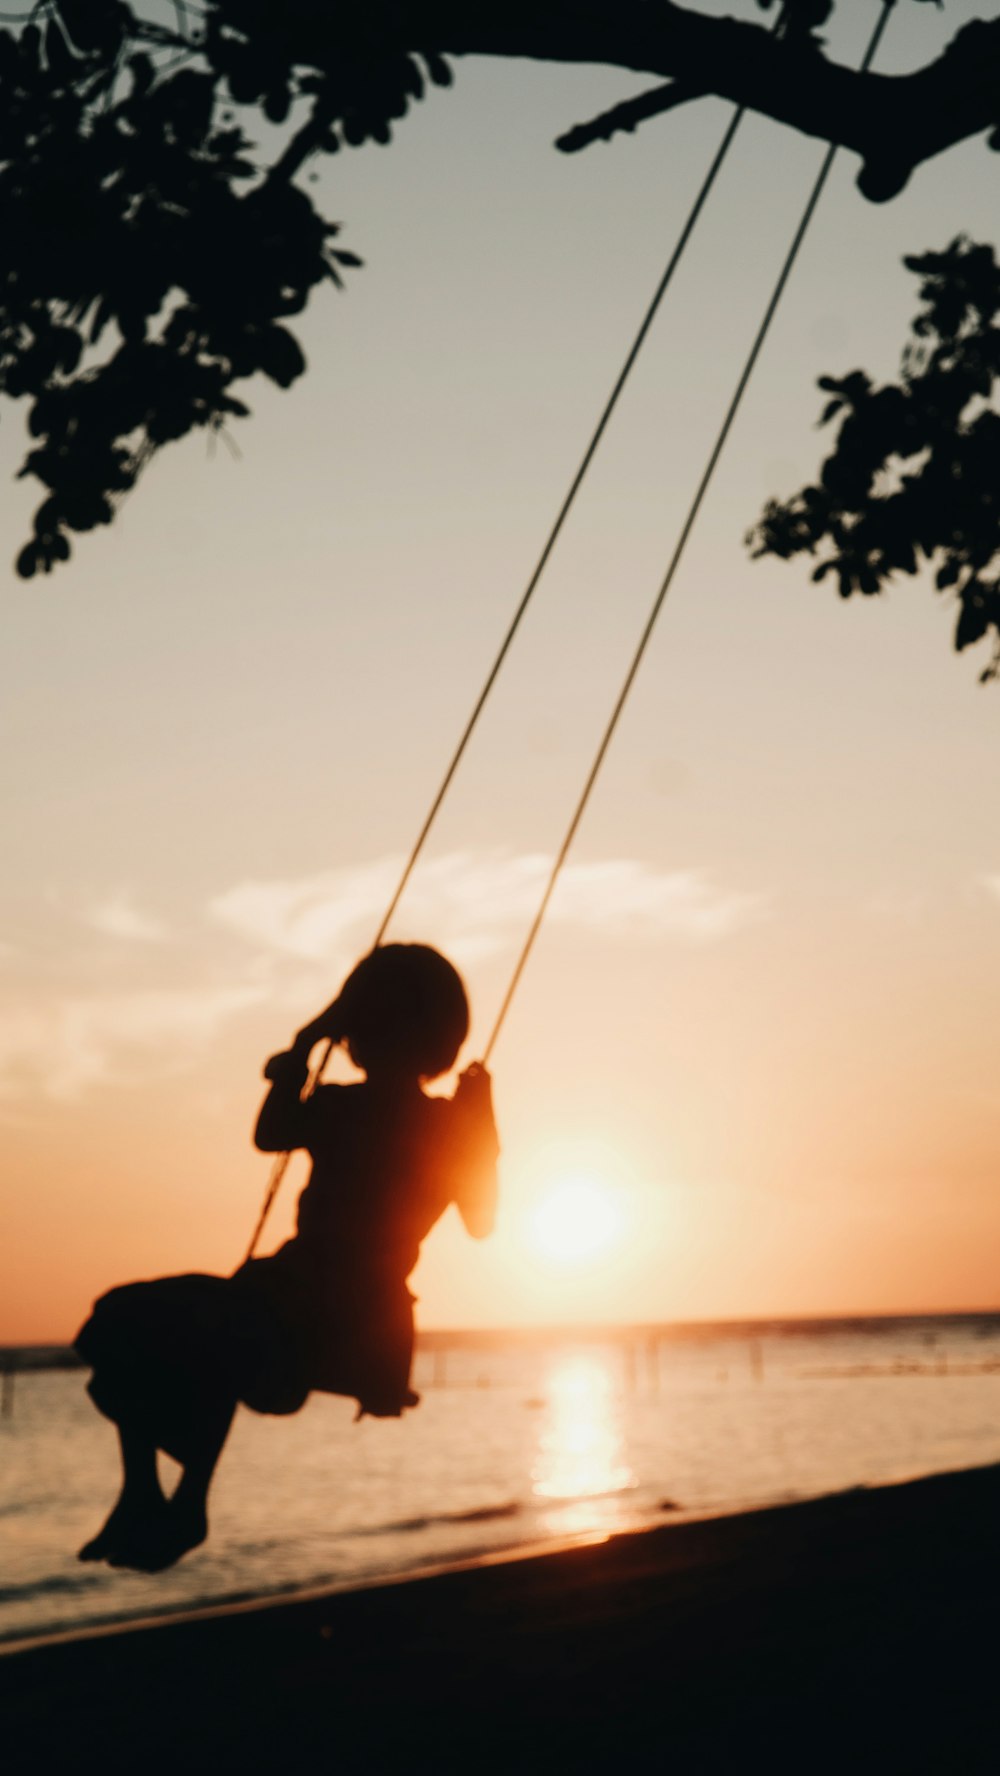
[102, 1400, 236, 1572]
[77, 1275, 243, 1569]
[161, 1398, 236, 1566]
[80, 1400, 236, 1571]
[78, 1421, 169, 1562]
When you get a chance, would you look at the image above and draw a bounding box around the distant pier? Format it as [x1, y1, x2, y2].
[0, 1346, 84, 1417]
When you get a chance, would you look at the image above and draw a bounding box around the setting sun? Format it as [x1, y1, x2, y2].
[527, 1176, 627, 1267]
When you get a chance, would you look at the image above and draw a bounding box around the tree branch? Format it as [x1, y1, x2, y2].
[555, 81, 701, 155]
[388, 2, 1000, 201]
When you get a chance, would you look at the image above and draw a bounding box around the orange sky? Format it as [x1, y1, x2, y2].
[3, 2, 1000, 1341]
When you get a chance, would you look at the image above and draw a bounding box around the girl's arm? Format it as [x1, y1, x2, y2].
[252, 999, 344, 1153]
[450, 1063, 500, 1240]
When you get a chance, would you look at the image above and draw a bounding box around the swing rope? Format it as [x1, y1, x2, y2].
[368, 64, 781, 955]
[242, 53, 768, 1264]
[480, 0, 895, 1065]
[243, 1, 892, 1260]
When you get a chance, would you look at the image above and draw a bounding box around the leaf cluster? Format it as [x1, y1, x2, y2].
[749, 238, 1000, 682]
[1, 2, 450, 576]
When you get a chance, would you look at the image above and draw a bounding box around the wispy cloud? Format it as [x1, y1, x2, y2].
[0, 984, 264, 1103]
[88, 889, 168, 945]
[210, 851, 763, 966]
[0, 854, 761, 1106]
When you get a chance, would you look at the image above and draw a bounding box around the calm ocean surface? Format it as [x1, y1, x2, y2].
[3, 1314, 1000, 1648]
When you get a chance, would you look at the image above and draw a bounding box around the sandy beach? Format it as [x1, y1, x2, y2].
[4, 1462, 998, 1773]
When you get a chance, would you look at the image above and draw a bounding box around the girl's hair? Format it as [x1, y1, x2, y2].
[339, 944, 469, 1079]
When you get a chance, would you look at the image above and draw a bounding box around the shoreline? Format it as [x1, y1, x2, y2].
[0, 1460, 961, 1660]
[4, 1461, 999, 1772]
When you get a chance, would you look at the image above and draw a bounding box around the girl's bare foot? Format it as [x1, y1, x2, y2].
[78, 1492, 171, 1564]
[105, 1498, 208, 1572]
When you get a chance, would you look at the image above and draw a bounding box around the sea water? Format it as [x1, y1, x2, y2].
[3, 1314, 1000, 1648]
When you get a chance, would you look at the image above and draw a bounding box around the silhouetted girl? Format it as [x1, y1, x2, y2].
[75, 944, 499, 1572]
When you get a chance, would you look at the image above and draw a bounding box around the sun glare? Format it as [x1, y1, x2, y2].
[532, 1355, 634, 1518]
[527, 1174, 626, 1267]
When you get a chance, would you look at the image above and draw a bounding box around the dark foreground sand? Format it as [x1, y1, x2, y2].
[4, 1464, 999, 1774]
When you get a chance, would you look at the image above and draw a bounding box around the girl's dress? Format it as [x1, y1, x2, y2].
[75, 1066, 499, 1465]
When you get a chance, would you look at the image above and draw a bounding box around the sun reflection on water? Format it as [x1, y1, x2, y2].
[531, 1354, 635, 1535]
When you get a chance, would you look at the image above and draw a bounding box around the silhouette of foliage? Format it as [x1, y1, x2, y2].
[1, 1, 445, 576]
[3, 0, 1000, 592]
[750, 239, 1000, 682]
